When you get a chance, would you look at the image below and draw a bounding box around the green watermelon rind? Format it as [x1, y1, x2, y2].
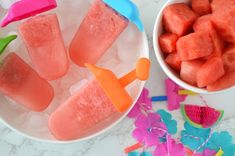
[180, 105, 224, 129]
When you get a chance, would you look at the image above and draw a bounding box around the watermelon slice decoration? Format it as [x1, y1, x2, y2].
[181, 105, 224, 128]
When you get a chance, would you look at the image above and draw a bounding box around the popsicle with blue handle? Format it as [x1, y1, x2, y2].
[0, 0, 57, 27]
[69, 0, 143, 67]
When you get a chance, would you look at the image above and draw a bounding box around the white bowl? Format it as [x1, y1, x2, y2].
[153, 0, 235, 94]
[0, 0, 149, 143]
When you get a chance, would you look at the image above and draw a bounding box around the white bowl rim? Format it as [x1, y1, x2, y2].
[152, 0, 235, 95]
[0, 32, 149, 144]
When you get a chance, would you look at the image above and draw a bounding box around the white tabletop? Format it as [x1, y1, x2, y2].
[0, 0, 235, 156]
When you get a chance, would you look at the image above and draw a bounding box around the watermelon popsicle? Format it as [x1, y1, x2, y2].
[69, 0, 144, 67]
[49, 58, 150, 140]
[18, 14, 69, 80]
[0, 53, 54, 111]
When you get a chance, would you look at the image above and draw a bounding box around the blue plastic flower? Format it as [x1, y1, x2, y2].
[181, 122, 211, 152]
[157, 109, 177, 134]
[128, 151, 152, 156]
[206, 131, 235, 156]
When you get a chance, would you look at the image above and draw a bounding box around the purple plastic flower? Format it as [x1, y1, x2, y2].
[153, 136, 185, 156]
[132, 113, 167, 147]
[128, 88, 152, 118]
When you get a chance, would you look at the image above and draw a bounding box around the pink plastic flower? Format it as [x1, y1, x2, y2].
[128, 88, 152, 118]
[153, 136, 185, 156]
[132, 113, 167, 147]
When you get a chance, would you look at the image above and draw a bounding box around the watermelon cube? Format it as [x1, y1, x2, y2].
[211, 6, 235, 43]
[193, 15, 224, 58]
[159, 33, 178, 53]
[180, 60, 205, 86]
[197, 57, 225, 87]
[165, 53, 182, 72]
[207, 71, 235, 91]
[222, 45, 235, 72]
[211, 0, 235, 12]
[163, 3, 198, 36]
[192, 0, 211, 15]
[177, 32, 214, 61]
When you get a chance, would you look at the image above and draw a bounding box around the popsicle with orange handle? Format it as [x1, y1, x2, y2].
[49, 58, 150, 140]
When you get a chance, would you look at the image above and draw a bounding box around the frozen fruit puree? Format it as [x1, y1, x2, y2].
[49, 58, 150, 140]
[69, 0, 128, 67]
[19, 14, 69, 81]
[0, 53, 54, 112]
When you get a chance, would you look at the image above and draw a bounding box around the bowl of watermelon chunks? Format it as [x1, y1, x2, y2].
[153, 0, 235, 94]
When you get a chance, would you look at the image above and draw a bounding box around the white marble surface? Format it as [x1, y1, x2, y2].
[0, 0, 235, 156]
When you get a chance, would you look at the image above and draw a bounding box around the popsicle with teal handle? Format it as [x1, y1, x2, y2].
[0, 34, 17, 55]
[103, 0, 144, 32]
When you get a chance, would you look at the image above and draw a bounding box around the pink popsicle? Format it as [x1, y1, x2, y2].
[49, 58, 150, 140]
[18, 14, 69, 80]
[0, 0, 57, 27]
[0, 53, 54, 112]
[69, 0, 128, 67]
[49, 80, 116, 140]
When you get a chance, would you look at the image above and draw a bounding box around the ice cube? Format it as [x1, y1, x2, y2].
[116, 24, 142, 62]
[70, 79, 89, 95]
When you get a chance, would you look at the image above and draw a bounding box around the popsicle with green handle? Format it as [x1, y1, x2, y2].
[0, 35, 54, 111]
[0, 34, 17, 55]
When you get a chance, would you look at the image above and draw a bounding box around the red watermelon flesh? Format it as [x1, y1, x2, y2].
[159, 33, 178, 53]
[193, 15, 224, 59]
[211, 5, 235, 43]
[222, 45, 235, 72]
[165, 53, 182, 72]
[163, 3, 198, 36]
[182, 105, 224, 128]
[207, 71, 235, 91]
[211, 0, 235, 12]
[192, 0, 211, 16]
[180, 59, 205, 86]
[197, 57, 225, 87]
[177, 31, 213, 61]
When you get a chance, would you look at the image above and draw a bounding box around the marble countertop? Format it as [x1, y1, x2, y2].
[0, 0, 235, 156]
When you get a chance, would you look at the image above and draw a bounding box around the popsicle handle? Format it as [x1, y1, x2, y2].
[119, 58, 150, 87]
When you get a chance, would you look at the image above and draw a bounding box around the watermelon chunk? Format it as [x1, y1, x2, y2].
[159, 33, 178, 53]
[207, 71, 235, 91]
[192, 0, 211, 16]
[193, 15, 224, 59]
[211, 0, 235, 12]
[211, 5, 235, 43]
[165, 53, 182, 72]
[163, 3, 198, 36]
[177, 32, 213, 61]
[222, 45, 235, 72]
[180, 60, 205, 86]
[197, 57, 225, 87]
[181, 105, 224, 128]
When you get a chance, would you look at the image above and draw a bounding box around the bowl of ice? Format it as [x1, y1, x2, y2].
[0, 0, 149, 142]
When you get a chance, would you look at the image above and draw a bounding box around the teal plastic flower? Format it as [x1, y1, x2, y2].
[181, 122, 211, 152]
[157, 109, 177, 134]
[206, 131, 235, 156]
[128, 151, 152, 156]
